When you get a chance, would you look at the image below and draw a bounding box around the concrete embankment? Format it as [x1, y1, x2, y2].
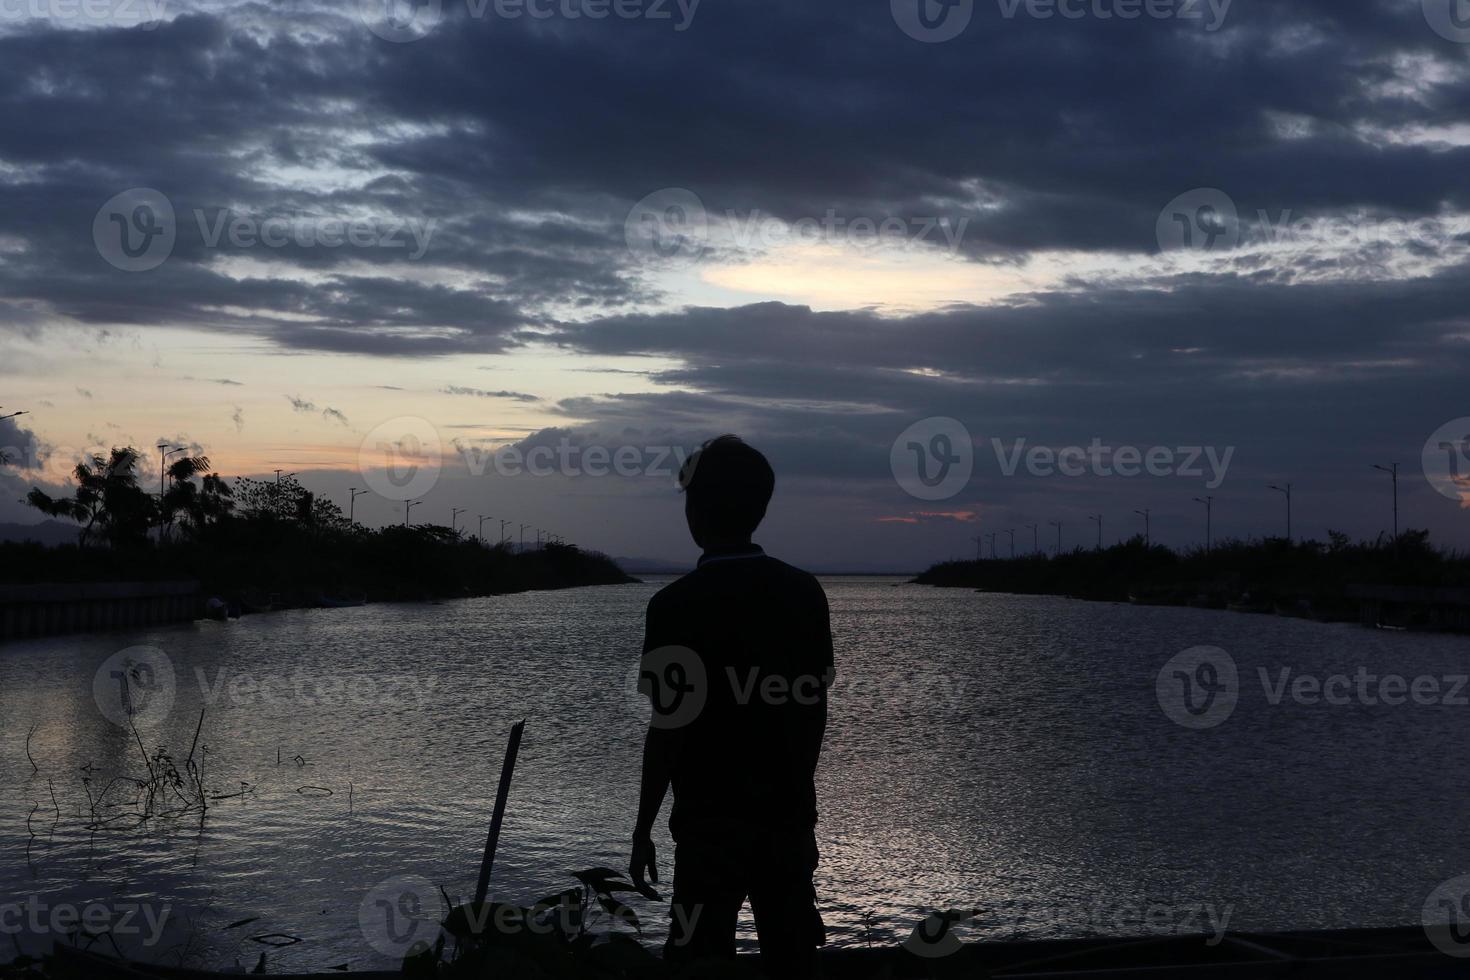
[0, 581, 200, 641]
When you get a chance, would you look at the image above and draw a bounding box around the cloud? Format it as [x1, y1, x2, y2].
[442, 385, 540, 402]
[322, 406, 349, 426]
[286, 394, 317, 413]
[231, 406, 245, 432]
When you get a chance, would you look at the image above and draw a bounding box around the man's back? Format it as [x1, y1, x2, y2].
[643, 548, 833, 840]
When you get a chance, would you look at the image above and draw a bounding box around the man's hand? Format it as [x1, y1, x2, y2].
[630, 832, 659, 891]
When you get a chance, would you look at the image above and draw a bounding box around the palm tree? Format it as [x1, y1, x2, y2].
[162, 454, 234, 536]
[26, 447, 157, 547]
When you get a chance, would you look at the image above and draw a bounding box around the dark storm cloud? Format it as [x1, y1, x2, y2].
[0, 0, 1465, 355]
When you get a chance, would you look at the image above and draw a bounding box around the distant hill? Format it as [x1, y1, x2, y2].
[0, 520, 79, 547]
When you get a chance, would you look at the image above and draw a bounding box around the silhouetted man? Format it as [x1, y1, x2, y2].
[630, 435, 833, 978]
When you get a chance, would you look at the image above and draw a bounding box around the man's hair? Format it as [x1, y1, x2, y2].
[678, 435, 775, 538]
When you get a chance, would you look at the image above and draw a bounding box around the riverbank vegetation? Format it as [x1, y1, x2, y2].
[7, 446, 634, 603]
[916, 531, 1470, 629]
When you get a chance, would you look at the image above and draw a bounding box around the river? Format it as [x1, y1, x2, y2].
[2, 576, 1469, 970]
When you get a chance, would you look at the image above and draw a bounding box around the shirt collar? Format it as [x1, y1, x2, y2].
[697, 544, 766, 567]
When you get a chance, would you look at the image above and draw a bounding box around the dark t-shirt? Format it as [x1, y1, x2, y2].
[642, 547, 834, 841]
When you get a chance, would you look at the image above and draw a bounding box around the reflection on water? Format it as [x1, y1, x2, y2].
[2, 577, 1470, 970]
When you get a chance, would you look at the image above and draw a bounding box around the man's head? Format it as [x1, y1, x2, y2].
[678, 435, 775, 549]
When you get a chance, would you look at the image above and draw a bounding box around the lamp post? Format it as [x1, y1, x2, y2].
[1089, 513, 1103, 550]
[1134, 509, 1151, 548]
[478, 514, 491, 542]
[972, 534, 983, 561]
[1194, 496, 1213, 552]
[500, 519, 511, 545]
[0, 408, 27, 422]
[520, 523, 530, 552]
[1049, 521, 1062, 556]
[452, 507, 465, 533]
[1025, 523, 1038, 555]
[348, 487, 368, 524]
[985, 532, 997, 559]
[1372, 463, 1398, 547]
[1268, 483, 1292, 542]
[1004, 528, 1015, 559]
[157, 444, 187, 534]
[405, 499, 420, 527]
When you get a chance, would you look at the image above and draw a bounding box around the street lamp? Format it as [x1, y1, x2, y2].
[971, 534, 983, 561]
[1134, 508, 1150, 548]
[405, 499, 421, 527]
[985, 532, 997, 559]
[1194, 496, 1213, 552]
[348, 487, 368, 524]
[1089, 513, 1103, 550]
[1024, 523, 1038, 555]
[452, 507, 465, 532]
[520, 523, 531, 551]
[478, 514, 491, 542]
[1268, 483, 1292, 542]
[1005, 528, 1015, 559]
[0, 408, 27, 422]
[157, 444, 188, 532]
[1048, 521, 1062, 556]
[500, 519, 511, 545]
[1372, 463, 1398, 546]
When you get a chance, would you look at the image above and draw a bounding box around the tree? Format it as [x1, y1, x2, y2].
[26, 447, 157, 547]
[162, 453, 234, 536]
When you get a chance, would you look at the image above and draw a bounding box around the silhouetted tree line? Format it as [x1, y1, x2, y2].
[7, 446, 634, 601]
[916, 531, 1470, 610]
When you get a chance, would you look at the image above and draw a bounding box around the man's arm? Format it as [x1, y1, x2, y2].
[631, 595, 673, 888]
[630, 724, 671, 887]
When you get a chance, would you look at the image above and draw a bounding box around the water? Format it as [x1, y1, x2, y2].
[3, 577, 1470, 971]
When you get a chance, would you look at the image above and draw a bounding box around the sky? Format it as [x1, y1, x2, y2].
[1, 0, 1468, 569]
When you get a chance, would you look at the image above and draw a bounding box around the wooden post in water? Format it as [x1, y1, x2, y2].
[475, 720, 526, 906]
